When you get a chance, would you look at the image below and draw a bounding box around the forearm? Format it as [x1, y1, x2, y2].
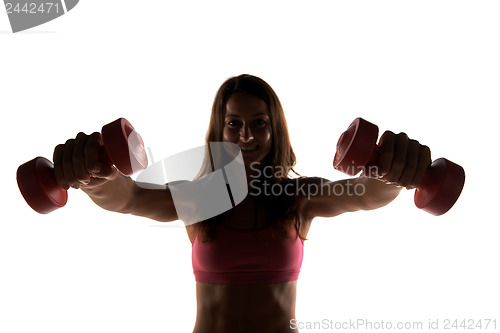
[81, 173, 178, 222]
[356, 176, 403, 210]
[81, 173, 136, 214]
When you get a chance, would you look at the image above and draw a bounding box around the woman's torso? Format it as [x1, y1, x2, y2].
[186, 195, 312, 333]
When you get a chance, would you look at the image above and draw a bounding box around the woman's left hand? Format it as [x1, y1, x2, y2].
[370, 131, 432, 189]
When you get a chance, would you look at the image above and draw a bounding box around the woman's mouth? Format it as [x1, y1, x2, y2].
[240, 145, 258, 152]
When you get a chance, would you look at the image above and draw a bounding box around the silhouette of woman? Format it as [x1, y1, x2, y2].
[53, 74, 431, 332]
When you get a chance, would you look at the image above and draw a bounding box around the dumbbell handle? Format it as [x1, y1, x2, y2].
[333, 118, 465, 215]
[17, 118, 147, 214]
[16, 146, 109, 214]
[345, 137, 464, 216]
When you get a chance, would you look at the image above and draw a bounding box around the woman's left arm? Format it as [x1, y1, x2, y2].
[301, 130, 432, 219]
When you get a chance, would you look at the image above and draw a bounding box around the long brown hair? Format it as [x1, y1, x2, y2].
[193, 74, 307, 242]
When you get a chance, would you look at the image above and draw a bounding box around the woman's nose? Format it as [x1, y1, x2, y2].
[239, 125, 254, 142]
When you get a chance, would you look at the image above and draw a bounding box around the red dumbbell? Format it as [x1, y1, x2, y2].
[333, 118, 465, 216]
[17, 118, 148, 214]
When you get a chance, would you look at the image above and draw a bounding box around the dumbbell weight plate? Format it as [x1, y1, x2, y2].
[101, 118, 148, 176]
[414, 158, 466, 216]
[333, 118, 379, 176]
[16, 156, 68, 214]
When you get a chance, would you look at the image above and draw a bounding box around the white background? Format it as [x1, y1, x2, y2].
[1, 1, 498, 332]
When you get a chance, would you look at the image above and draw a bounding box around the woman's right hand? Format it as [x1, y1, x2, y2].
[53, 132, 118, 190]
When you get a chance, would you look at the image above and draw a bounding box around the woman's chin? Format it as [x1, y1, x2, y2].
[242, 156, 263, 169]
[240, 150, 271, 171]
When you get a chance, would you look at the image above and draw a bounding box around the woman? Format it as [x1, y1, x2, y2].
[53, 74, 431, 332]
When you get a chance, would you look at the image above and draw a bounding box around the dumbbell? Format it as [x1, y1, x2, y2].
[16, 118, 148, 214]
[333, 118, 465, 216]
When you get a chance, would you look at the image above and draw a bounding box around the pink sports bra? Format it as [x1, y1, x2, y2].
[192, 223, 304, 284]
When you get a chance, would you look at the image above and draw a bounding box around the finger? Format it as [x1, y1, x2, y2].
[398, 139, 420, 187]
[93, 162, 118, 180]
[84, 132, 103, 175]
[385, 132, 409, 183]
[53, 144, 69, 190]
[73, 132, 91, 184]
[84, 133, 117, 180]
[61, 139, 80, 189]
[377, 131, 396, 177]
[411, 145, 432, 188]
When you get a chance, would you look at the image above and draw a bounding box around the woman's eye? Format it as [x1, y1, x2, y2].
[227, 120, 240, 127]
[256, 119, 267, 126]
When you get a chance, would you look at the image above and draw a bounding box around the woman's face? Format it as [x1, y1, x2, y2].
[223, 93, 272, 166]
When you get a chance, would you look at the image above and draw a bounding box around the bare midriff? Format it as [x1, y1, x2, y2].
[193, 280, 298, 333]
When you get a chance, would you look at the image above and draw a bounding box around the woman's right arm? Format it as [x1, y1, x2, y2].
[53, 131, 178, 222]
[82, 173, 179, 222]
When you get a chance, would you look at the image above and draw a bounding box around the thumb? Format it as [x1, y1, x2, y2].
[91, 162, 118, 179]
